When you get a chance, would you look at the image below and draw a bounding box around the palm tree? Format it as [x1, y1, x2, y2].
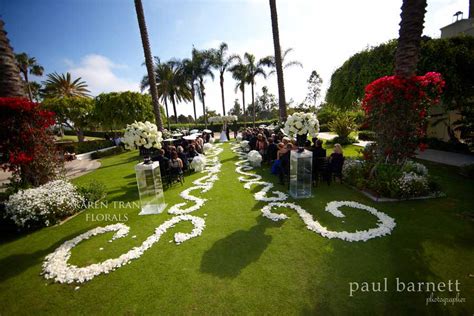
[167, 59, 192, 124]
[15, 53, 44, 101]
[269, 0, 287, 122]
[0, 19, 26, 98]
[193, 48, 214, 128]
[142, 58, 192, 127]
[141, 58, 172, 129]
[211, 42, 239, 115]
[229, 59, 248, 126]
[262, 48, 303, 76]
[394, 0, 427, 78]
[182, 55, 199, 121]
[42, 72, 90, 98]
[244, 53, 266, 127]
[134, 0, 163, 130]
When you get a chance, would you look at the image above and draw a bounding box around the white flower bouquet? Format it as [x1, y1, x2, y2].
[283, 112, 319, 137]
[248, 150, 262, 167]
[203, 143, 213, 154]
[240, 140, 250, 152]
[190, 155, 207, 172]
[123, 121, 163, 150]
[236, 134, 243, 142]
[5, 180, 84, 228]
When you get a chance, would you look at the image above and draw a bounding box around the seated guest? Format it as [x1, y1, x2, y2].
[249, 133, 258, 151]
[279, 143, 293, 184]
[271, 142, 286, 175]
[169, 151, 184, 175]
[329, 144, 345, 181]
[255, 134, 268, 157]
[177, 146, 188, 170]
[266, 138, 278, 163]
[187, 144, 199, 160]
[313, 139, 326, 158]
[304, 140, 312, 151]
[151, 149, 169, 176]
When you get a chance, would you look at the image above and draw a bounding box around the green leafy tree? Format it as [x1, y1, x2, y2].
[42, 72, 90, 98]
[94, 91, 155, 132]
[42, 96, 94, 142]
[229, 99, 242, 118]
[15, 52, 44, 101]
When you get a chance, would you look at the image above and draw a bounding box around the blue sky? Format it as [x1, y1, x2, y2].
[2, 0, 469, 116]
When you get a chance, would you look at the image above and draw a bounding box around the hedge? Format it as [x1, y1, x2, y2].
[63, 130, 124, 139]
[56, 140, 115, 154]
[168, 120, 278, 132]
[357, 130, 376, 141]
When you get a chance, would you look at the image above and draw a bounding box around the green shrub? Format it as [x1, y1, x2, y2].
[76, 180, 107, 203]
[327, 136, 357, 145]
[358, 130, 376, 141]
[91, 146, 125, 159]
[329, 114, 357, 140]
[367, 163, 403, 198]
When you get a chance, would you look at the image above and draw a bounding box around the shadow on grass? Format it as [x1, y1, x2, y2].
[200, 217, 282, 279]
[0, 228, 90, 283]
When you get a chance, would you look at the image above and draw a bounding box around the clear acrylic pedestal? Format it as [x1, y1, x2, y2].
[289, 149, 313, 199]
[135, 161, 166, 215]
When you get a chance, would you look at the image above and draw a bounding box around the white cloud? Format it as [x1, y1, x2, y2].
[67, 54, 140, 96]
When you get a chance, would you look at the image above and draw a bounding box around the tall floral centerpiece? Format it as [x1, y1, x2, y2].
[362, 72, 444, 163]
[123, 121, 163, 161]
[283, 112, 319, 150]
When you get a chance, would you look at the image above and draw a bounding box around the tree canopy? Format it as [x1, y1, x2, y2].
[326, 37, 474, 111]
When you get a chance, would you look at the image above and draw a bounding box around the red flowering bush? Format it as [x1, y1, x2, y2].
[0, 97, 61, 188]
[361, 72, 445, 163]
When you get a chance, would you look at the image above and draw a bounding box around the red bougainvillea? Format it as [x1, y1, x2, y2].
[0, 97, 60, 187]
[361, 72, 445, 163]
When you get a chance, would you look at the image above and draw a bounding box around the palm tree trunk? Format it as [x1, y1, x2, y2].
[251, 82, 256, 128]
[242, 86, 246, 127]
[0, 19, 27, 98]
[220, 73, 226, 115]
[22, 70, 34, 101]
[269, 0, 287, 122]
[164, 98, 171, 130]
[171, 95, 178, 124]
[394, 0, 427, 79]
[202, 94, 207, 129]
[191, 83, 197, 121]
[134, 0, 163, 130]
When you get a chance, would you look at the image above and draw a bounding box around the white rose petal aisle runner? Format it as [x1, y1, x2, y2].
[42, 144, 223, 284]
[231, 143, 396, 242]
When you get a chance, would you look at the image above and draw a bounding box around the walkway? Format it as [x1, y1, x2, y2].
[318, 132, 473, 167]
[0, 158, 101, 189]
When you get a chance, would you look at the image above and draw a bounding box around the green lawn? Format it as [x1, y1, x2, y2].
[0, 143, 473, 315]
[55, 135, 103, 142]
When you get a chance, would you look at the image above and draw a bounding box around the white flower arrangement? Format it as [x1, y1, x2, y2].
[283, 112, 319, 137]
[247, 150, 262, 167]
[123, 121, 163, 150]
[236, 134, 243, 142]
[240, 140, 250, 152]
[402, 160, 428, 176]
[396, 171, 430, 197]
[43, 144, 224, 284]
[231, 143, 396, 242]
[5, 180, 84, 228]
[190, 155, 207, 172]
[203, 143, 213, 154]
[208, 115, 238, 123]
